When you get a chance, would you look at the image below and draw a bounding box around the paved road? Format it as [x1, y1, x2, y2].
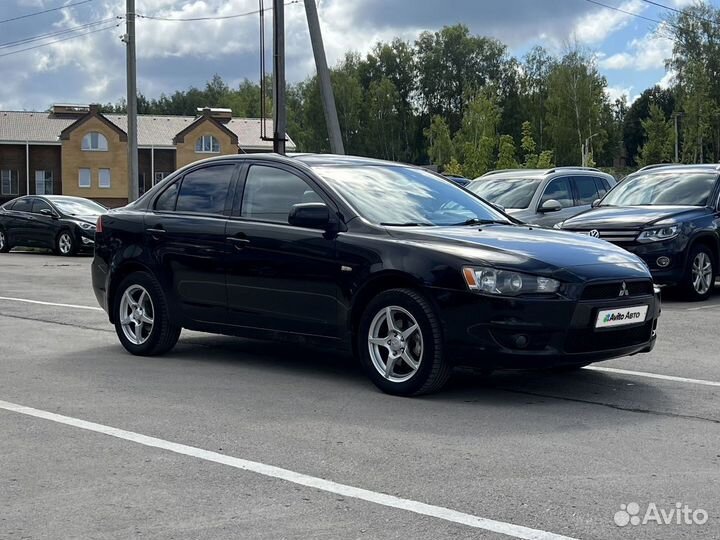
[1, 252, 719, 539]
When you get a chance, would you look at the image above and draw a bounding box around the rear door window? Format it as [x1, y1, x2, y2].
[539, 178, 573, 208]
[154, 182, 180, 212]
[573, 176, 601, 205]
[12, 197, 32, 212]
[175, 165, 236, 215]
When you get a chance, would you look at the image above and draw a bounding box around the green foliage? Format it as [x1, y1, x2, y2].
[520, 121, 538, 168]
[621, 87, 675, 165]
[462, 137, 495, 179]
[637, 104, 673, 166]
[496, 134, 518, 169]
[537, 150, 555, 168]
[443, 157, 463, 176]
[425, 116, 453, 167]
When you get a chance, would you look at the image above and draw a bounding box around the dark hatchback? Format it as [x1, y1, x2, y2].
[0, 195, 105, 256]
[92, 154, 660, 395]
[559, 165, 720, 301]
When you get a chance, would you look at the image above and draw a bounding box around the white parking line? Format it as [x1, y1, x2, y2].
[585, 366, 720, 388]
[0, 399, 575, 540]
[0, 296, 103, 311]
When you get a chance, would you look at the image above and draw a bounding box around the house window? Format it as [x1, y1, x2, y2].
[154, 172, 169, 185]
[195, 134, 220, 153]
[99, 168, 111, 188]
[78, 168, 91, 188]
[35, 170, 53, 195]
[82, 132, 108, 151]
[1, 170, 19, 195]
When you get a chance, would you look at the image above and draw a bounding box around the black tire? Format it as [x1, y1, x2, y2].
[113, 271, 181, 356]
[55, 229, 76, 256]
[0, 228, 9, 253]
[357, 288, 450, 396]
[680, 244, 715, 301]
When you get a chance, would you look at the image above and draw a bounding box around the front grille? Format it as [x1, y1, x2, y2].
[566, 229, 639, 243]
[564, 321, 653, 353]
[580, 280, 654, 300]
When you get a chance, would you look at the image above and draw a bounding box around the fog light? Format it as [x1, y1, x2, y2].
[656, 256, 670, 268]
[513, 334, 529, 349]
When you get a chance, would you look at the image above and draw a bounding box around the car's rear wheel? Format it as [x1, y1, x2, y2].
[114, 271, 181, 356]
[0, 229, 9, 253]
[357, 288, 450, 396]
[55, 230, 76, 256]
[681, 245, 715, 301]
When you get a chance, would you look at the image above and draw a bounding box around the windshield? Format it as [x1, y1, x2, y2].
[467, 177, 542, 209]
[49, 198, 106, 216]
[312, 164, 511, 226]
[601, 171, 718, 207]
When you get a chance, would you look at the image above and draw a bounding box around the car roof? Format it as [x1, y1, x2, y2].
[474, 167, 612, 182]
[632, 163, 720, 174]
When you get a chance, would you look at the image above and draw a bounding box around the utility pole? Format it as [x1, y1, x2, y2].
[125, 0, 139, 201]
[272, 0, 286, 155]
[304, 0, 344, 154]
[672, 112, 680, 163]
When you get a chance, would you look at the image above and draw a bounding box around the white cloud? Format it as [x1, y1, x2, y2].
[599, 24, 674, 71]
[605, 85, 639, 104]
[573, 0, 646, 45]
[657, 70, 676, 89]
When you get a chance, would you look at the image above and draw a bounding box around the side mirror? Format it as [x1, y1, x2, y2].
[40, 208, 58, 219]
[539, 199, 563, 213]
[288, 202, 331, 230]
[591, 198, 601, 208]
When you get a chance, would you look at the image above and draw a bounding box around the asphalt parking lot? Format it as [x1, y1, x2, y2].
[1, 252, 719, 540]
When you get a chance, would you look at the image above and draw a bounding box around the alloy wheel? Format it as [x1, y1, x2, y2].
[367, 305, 423, 383]
[119, 284, 155, 345]
[692, 252, 713, 295]
[58, 233, 72, 255]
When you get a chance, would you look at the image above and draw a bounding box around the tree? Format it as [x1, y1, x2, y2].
[496, 134, 518, 169]
[367, 77, 402, 161]
[462, 136, 495, 179]
[680, 59, 715, 163]
[520, 121, 538, 168]
[622, 87, 675, 165]
[521, 46, 555, 151]
[424, 116, 453, 167]
[443, 157, 463, 176]
[537, 150, 555, 168]
[638, 104, 674, 166]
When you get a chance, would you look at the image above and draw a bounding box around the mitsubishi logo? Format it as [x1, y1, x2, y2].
[619, 281, 629, 297]
[589, 229, 601, 238]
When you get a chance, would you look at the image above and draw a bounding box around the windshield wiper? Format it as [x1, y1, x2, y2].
[380, 222, 434, 227]
[450, 218, 512, 226]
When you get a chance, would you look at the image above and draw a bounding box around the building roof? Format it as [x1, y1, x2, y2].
[0, 110, 294, 150]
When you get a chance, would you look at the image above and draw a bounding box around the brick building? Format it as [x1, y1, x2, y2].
[0, 104, 294, 207]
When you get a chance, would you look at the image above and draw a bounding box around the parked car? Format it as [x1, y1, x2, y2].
[442, 173, 471, 186]
[559, 164, 720, 301]
[0, 195, 105, 256]
[92, 154, 660, 396]
[467, 167, 616, 227]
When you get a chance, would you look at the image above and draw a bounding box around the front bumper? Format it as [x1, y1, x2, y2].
[621, 241, 686, 286]
[431, 285, 660, 369]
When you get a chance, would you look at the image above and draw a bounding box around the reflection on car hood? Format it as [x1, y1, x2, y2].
[69, 213, 101, 224]
[561, 205, 706, 228]
[387, 224, 650, 281]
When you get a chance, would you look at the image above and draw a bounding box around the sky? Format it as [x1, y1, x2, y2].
[0, 0, 713, 112]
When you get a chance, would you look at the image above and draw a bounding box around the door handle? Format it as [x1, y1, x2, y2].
[227, 236, 250, 250]
[146, 227, 166, 238]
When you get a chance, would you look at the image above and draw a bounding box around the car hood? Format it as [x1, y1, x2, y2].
[560, 205, 706, 229]
[387, 224, 650, 281]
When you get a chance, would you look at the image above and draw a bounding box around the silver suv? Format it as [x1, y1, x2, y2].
[467, 167, 617, 227]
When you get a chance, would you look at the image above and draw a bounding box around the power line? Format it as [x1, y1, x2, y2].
[582, 0, 668, 27]
[136, 0, 299, 22]
[0, 0, 95, 25]
[0, 17, 118, 50]
[638, 0, 719, 27]
[0, 22, 120, 59]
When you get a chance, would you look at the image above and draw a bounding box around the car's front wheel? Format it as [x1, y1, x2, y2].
[357, 288, 450, 396]
[55, 230, 76, 256]
[114, 271, 181, 356]
[0, 229, 10, 253]
[681, 245, 715, 301]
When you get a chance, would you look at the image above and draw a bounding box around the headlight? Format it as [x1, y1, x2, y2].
[74, 221, 95, 231]
[462, 266, 560, 296]
[637, 225, 678, 243]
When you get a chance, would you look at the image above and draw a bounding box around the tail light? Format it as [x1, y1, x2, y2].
[96, 215, 103, 233]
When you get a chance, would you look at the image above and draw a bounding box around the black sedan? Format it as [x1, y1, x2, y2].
[559, 164, 720, 301]
[0, 195, 105, 256]
[91, 154, 660, 396]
